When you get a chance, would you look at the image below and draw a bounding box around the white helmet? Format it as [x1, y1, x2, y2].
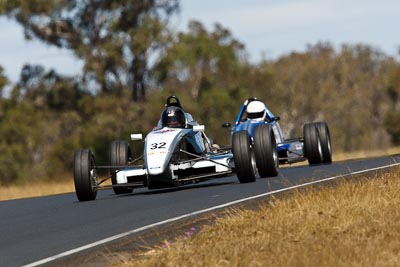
[246, 101, 266, 121]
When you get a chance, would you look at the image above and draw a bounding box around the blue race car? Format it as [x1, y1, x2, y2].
[229, 97, 332, 182]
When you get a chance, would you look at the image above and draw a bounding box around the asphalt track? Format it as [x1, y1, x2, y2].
[1, 155, 399, 267]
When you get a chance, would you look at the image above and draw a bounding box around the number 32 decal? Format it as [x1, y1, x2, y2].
[150, 142, 167, 149]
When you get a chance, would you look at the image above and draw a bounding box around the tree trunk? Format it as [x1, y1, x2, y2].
[131, 52, 147, 102]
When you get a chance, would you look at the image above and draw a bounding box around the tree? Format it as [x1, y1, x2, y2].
[12, 64, 85, 110]
[0, 0, 179, 101]
[261, 42, 392, 150]
[153, 21, 247, 99]
[383, 58, 400, 145]
[0, 65, 8, 97]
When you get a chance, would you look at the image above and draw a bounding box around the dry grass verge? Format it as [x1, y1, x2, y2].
[0, 179, 75, 201]
[119, 169, 400, 267]
[333, 146, 400, 162]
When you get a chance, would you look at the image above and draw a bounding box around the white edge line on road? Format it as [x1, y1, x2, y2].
[22, 162, 400, 267]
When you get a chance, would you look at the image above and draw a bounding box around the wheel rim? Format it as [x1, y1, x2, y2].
[327, 136, 332, 155]
[273, 147, 278, 168]
[317, 138, 323, 160]
[272, 135, 278, 168]
[250, 145, 257, 174]
[90, 169, 97, 188]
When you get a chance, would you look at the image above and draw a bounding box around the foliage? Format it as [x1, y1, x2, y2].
[384, 113, 400, 145]
[11, 64, 86, 110]
[153, 21, 247, 99]
[262, 43, 393, 150]
[0, 100, 52, 182]
[0, 0, 179, 101]
[0, 66, 8, 95]
[0, 11, 400, 183]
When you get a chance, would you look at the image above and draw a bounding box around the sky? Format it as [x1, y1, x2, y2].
[0, 0, 399, 82]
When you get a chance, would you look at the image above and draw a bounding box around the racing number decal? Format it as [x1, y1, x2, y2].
[150, 142, 167, 149]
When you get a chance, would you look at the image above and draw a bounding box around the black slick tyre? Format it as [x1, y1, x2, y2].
[232, 130, 257, 183]
[253, 124, 279, 177]
[303, 123, 323, 165]
[73, 149, 98, 201]
[110, 140, 134, 194]
[315, 121, 332, 164]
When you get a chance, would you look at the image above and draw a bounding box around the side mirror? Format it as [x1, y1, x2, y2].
[193, 125, 205, 132]
[130, 134, 143, 141]
[222, 122, 231, 128]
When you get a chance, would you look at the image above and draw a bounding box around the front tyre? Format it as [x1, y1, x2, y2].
[315, 121, 332, 164]
[253, 124, 279, 177]
[232, 131, 257, 183]
[303, 123, 323, 165]
[73, 149, 98, 201]
[110, 140, 134, 194]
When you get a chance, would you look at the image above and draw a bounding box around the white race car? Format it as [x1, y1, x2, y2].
[73, 96, 235, 201]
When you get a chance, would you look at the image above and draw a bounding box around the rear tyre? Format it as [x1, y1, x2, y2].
[303, 123, 323, 165]
[232, 131, 257, 183]
[254, 124, 279, 177]
[110, 140, 134, 194]
[74, 149, 97, 201]
[315, 121, 332, 164]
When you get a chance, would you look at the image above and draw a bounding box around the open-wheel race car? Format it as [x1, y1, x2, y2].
[73, 96, 333, 201]
[73, 96, 236, 201]
[228, 97, 332, 182]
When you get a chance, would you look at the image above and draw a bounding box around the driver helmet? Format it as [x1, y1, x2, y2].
[246, 100, 266, 121]
[161, 106, 186, 128]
